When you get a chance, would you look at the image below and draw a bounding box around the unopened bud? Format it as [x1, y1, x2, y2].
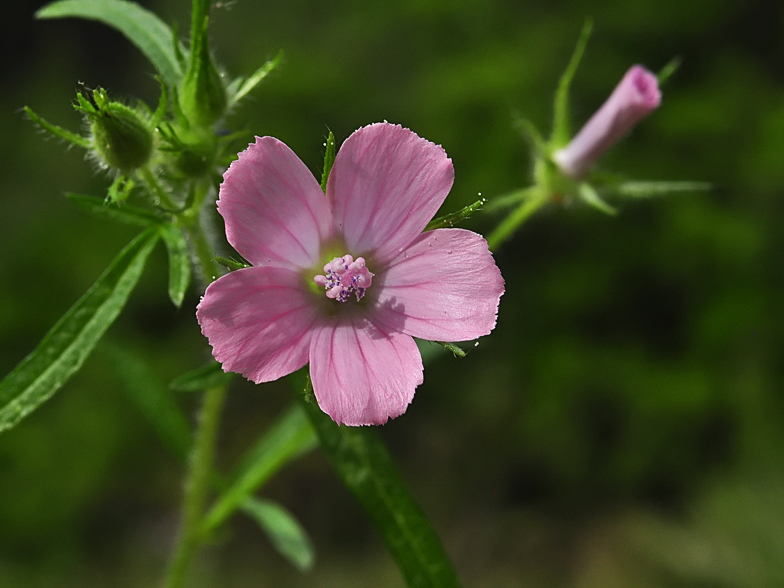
[179, 16, 227, 128]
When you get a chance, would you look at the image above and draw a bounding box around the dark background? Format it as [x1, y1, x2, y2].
[2, 0, 784, 586]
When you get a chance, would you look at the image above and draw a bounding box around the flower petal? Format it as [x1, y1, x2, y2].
[327, 123, 454, 265]
[197, 266, 317, 383]
[309, 316, 423, 426]
[219, 136, 333, 269]
[373, 228, 503, 341]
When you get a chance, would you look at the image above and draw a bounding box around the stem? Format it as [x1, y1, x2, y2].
[162, 384, 227, 588]
[180, 181, 222, 284]
[485, 187, 550, 251]
[139, 166, 178, 211]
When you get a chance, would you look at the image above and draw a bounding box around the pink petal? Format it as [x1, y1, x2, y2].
[197, 266, 317, 383]
[309, 316, 423, 426]
[327, 123, 454, 265]
[554, 65, 661, 179]
[219, 136, 333, 270]
[372, 228, 503, 341]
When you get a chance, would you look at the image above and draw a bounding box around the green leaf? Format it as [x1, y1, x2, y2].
[101, 342, 192, 459]
[0, 228, 159, 433]
[161, 224, 191, 307]
[614, 180, 712, 198]
[66, 193, 163, 226]
[298, 380, 462, 588]
[321, 131, 336, 193]
[169, 361, 235, 393]
[36, 0, 185, 87]
[240, 498, 315, 572]
[24, 106, 91, 149]
[551, 18, 593, 147]
[201, 404, 318, 533]
[578, 182, 617, 215]
[425, 199, 485, 231]
[227, 50, 284, 109]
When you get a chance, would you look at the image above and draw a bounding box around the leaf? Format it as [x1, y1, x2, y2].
[578, 182, 618, 215]
[227, 50, 284, 109]
[240, 498, 315, 572]
[66, 193, 164, 226]
[161, 224, 191, 307]
[201, 404, 318, 533]
[320, 131, 336, 193]
[24, 106, 91, 149]
[0, 228, 159, 433]
[169, 361, 235, 393]
[36, 0, 185, 87]
[551, 18, 593, 147]
[425, 199, 484, 231]
[614, 180, 712, 198]
[298, 380, 462, 588]
[101, 342, 192, 459]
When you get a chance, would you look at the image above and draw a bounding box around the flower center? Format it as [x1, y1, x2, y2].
[313, 254, 374, 302]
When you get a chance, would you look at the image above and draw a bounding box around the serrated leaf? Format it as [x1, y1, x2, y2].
[160, 224, 191, 307]
[227, 50, 284, 109]
[321, 131, 336, 193]
[201, 404, 317, 533]
[101, 342, 192, 458]
[299, 381, 462, 588]
[169, 361, 235, 392]
[552, 18, 593, 147]
[66, 193, 164, 226]
[425, 199, 484, 231]
[240, 498, 315, 572]
[36, 0, 185, 87]
[0, 228, 159, 433]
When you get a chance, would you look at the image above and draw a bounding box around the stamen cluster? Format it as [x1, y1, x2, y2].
[314, 255, 374, 302]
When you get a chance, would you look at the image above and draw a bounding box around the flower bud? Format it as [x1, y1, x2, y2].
[77, 88, 153, 173]
[178, 16, 227, 128]
[553, 65, 661, 179]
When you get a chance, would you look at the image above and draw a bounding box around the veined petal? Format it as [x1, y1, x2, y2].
[219, 136, 333, 269]
[327, 123, 454, 265]
[197, 266, 317, 383]
[373, 229, 503, 341]
[309, 316, 423, 426]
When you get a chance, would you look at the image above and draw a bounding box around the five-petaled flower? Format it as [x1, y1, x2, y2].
[554, 65, 661, 179]
[197, 123, 504, 426]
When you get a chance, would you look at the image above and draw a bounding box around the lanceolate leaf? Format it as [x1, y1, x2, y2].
[240, 498, 315, 572]
[298, 382, 462, 588]
[169, 361, 235, 393]
[227, 50, 284, 109]
[161, 224, 192, 307]
[552, 18, 593, 147]
[66, 193, 164, 226]
[0, 228, 159, 433]
[36, 0, 185, 87]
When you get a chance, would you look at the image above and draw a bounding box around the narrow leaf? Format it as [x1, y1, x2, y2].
[161, 224, 192, 307]
[578, 182, 617, 215]
[24, 106, 91, 149]
[298, 381, 462, 588]
[36, 0, 185, 87]
[101, 342, 192, 459]
[201, 404, 318, 533]
[657, 56, 682, 86]
[614, 180, 712, 198]
[321, 131, 336, 193]
[66, 193, 164, 226]
[240, 498, 315, 572]
[425, 199, 484, 231]
[228, 50, 284, 109]
[0, 228, 159, 433]
[169, 361, 235, 393]
[552, 18, 593, 147]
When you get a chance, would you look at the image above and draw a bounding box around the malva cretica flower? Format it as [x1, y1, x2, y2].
[197, 123, 504, 426]
[553, 65, 661, 179]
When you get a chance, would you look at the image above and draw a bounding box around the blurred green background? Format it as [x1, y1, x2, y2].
[2, 0, 784, 586]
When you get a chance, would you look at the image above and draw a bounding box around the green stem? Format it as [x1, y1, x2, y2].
[180, 182, 221, 283]
[162, 384, 227, 588]
[138, 166, 178, 211]
[485, 187, 550, 251]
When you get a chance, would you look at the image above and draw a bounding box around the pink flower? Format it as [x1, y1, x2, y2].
[553, 65, 661, 179]
[197, 123, 504, 426]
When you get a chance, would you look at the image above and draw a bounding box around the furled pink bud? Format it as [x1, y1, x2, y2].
[554, 65, 661, 179]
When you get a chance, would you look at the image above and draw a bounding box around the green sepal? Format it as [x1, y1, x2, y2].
[321, 131, 336, 193]
[201, 404, 318, 534]
[551, 18, 593, 148]
[239, 498, 315, 572]
[612, 180, 712, 198]
[297, 376, 462, 588]
[657, 56, 682, 86]
[513, 116, 547, 157]
[160, 223, 192, 307]
[214, 256, 251, 271]
[66, 192, 164, 226]
[151, 76, 169, 128]
[425, 199, 484, 231]
[169, 361, 235, 392]
[578, 182, 618, 215]
[24, 106, 91, 149]
[179, 11, 226, 128]
[36, 0, 186, 87]
[226, 50, 284, 110]
[107, 175, 135, 203]
[0, 228, 160, 433]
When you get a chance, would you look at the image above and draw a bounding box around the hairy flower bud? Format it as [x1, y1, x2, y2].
[76, 88, 153, 173]
[554, 65, 661, 179]
[178, 16, 227, 128]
